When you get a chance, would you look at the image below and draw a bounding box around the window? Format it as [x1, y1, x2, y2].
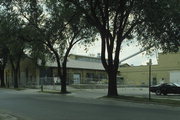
[86, 73, 95, 82]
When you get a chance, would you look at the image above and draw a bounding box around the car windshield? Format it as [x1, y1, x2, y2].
[174, 83, 180, 87]
[152, 84, 162, 87]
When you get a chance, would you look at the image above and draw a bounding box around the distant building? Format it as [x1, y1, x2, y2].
[4, 54, 111, 88]
[119, 52, 180, 86]
[41, 54, 108, 85]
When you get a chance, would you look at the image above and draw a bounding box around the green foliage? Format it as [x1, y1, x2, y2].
[1, 0, 97, 65]
[25, 0, 97, 62]
[69, 0, 179, 53]
[0, 2, 28, 87]
[135, 0, 180, 53]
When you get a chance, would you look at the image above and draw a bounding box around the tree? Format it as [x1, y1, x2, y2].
[45, 0, 96, 93]
[0, 1, 27, 88]
[68, 0, 180, 96]
[0, 18, 7, 87]
[0, 5, 9, 87]
[18, 0, 96, 93]
[0, 46, 8, 87]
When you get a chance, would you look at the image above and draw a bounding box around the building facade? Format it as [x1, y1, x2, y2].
[3, 52, 180, 88]
[4, 54, 109, 88]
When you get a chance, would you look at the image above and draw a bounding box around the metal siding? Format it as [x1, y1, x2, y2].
[170, 71, 180, 84]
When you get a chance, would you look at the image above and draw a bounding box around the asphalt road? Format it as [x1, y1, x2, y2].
[0, 89, 180, 120]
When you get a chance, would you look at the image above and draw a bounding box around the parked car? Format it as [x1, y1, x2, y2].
[150, 83, 180, 95]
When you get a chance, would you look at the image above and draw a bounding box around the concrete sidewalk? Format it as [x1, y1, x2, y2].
[41, 86, 149, 99]
[66, 86, 148, 98]
[0, 112, 21, 120]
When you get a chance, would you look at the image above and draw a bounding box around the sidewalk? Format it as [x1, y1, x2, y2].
[5, 86, 180, 101]
[41, 86, 149, 99]
[0, 112, 21, 120]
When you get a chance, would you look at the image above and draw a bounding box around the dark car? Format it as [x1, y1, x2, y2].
[150, 83, 180, 95]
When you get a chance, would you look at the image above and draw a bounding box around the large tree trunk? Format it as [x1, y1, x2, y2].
[61, 47, 72, 94]
[61, 68, 67, 93]
[100, 34, 119, 97]
[10, 57, 20, 89]
[107, 70, 118, 96]
[47, 40, 68, 94]
[0, 68, 5, 87]
[55, 56, 68, 94]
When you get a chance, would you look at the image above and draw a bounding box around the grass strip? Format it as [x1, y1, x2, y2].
[0, 88, 25, 91]
[104, 95, 180, 107]
[39, 90, 71, 94]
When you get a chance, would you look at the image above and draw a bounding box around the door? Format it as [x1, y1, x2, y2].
[166, 84, 175, 94]
[170, 71, 180, 84]
[73, 74, 80, 84]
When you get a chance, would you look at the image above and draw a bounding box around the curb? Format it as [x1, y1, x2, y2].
[0, 112, 24, 120]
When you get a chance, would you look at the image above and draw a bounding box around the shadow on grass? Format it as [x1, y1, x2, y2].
[103, 95, 180, 107]
[0, 87, 26, 91]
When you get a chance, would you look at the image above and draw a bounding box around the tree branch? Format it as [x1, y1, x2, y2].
[122, 20, 143, 40]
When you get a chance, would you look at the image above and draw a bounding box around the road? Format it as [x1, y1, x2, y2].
[0, 89, 180, 120]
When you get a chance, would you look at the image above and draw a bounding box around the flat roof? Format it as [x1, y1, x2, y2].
[43, 59, 105, 71]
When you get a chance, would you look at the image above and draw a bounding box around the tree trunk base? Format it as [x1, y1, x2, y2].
[60, 91, 71, 94]
[0, 85, 6, 88]
[107, 71, 118, 97]
[107, 92, 118, 97]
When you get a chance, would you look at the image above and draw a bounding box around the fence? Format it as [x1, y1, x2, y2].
[39, 77, 109, 91]
[39, 76, 126, 91]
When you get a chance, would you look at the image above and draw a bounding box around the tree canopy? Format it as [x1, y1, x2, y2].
[0, 0, 97, 91]
[0, 3, 27, 88]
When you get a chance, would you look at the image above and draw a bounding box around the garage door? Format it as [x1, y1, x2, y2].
[73, 74, 81, 84]
[170, 71, 180, 84]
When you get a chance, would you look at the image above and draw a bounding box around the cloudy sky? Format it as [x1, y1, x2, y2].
[71, 39, 158, 66]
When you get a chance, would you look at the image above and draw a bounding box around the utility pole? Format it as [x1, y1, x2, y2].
[148, 59, 152, 101]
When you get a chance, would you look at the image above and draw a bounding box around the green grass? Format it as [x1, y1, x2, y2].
[14, 88, 26, 91]
[0, 87, 25, 91]
[104, 95, 180, 107]
[39, 90, 180, 107]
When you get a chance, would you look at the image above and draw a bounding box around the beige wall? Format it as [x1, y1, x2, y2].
[158, 52, 180, 67]
[4, 58, 39, 87]
[120, 65, 149, 86]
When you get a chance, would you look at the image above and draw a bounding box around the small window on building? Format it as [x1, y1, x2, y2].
[86, 73, 95, 82]
[117, 76, 124, 84]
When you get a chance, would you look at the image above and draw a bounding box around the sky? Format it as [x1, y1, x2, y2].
[71, 39, 159, 66]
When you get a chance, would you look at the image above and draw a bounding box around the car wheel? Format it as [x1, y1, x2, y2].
[155, 90, 161, 95]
